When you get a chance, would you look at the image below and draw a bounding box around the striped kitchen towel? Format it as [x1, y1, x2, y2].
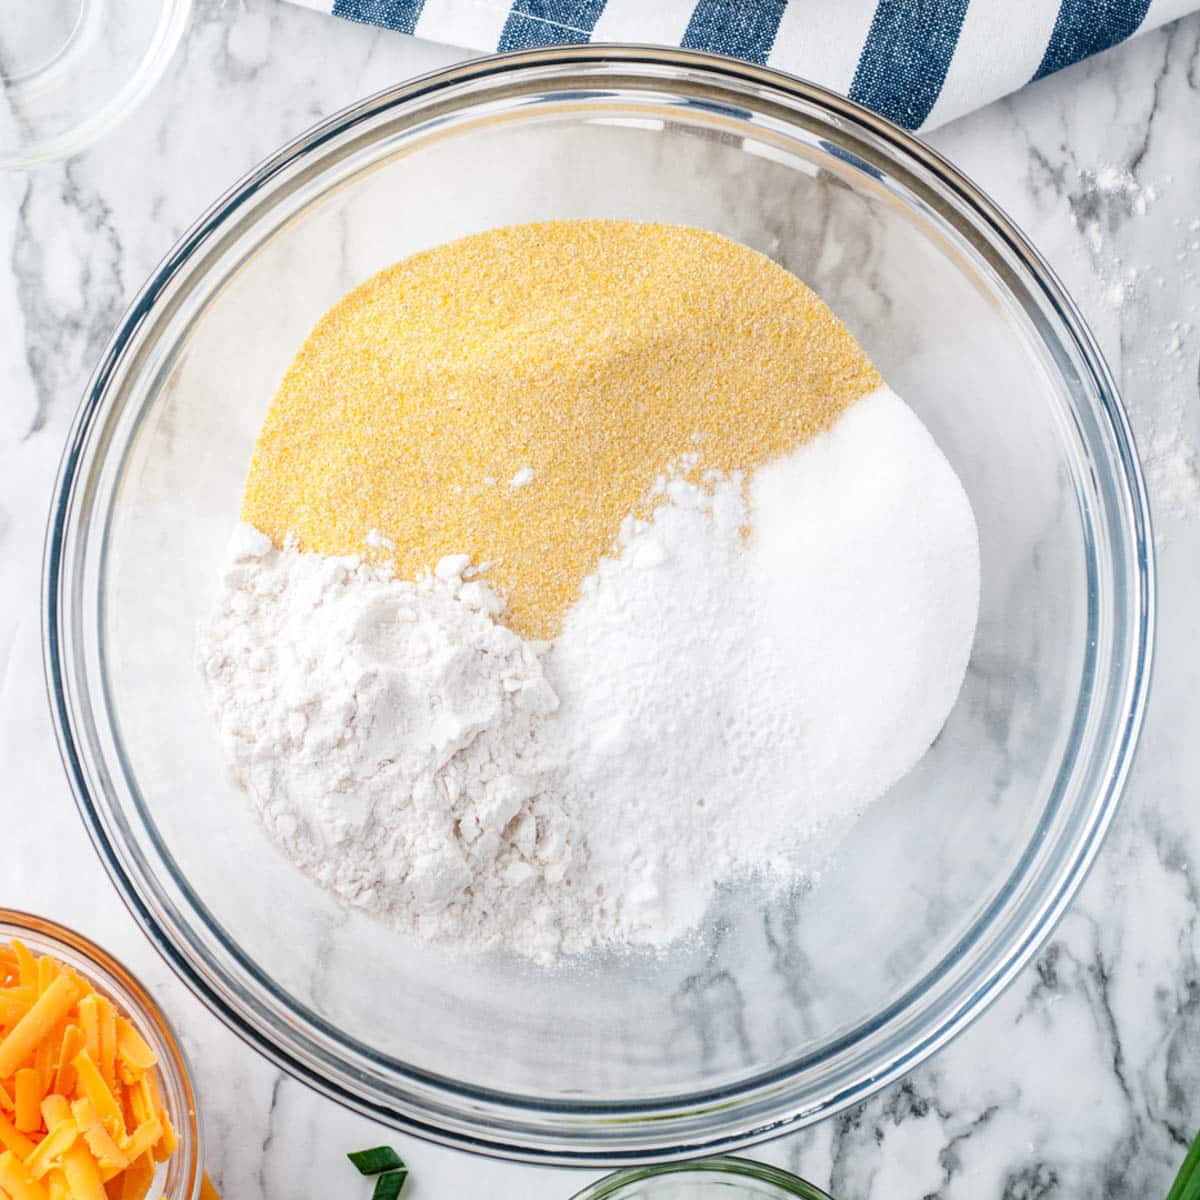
[283, 0, 1195, 129]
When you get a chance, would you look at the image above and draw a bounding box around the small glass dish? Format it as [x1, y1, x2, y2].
[571, 1157, 833, 1198]
[0, 909, 203, 1200]
[0, 0, 191, 169]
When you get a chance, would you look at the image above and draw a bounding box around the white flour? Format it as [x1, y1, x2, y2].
[199, 387, 980, 961]
[199, 525, 591, 960]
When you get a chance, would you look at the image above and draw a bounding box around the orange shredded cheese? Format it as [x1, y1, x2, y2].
[0, 1148, 49, 1200]
[14, 1070, 42, 1133]
[25, 1119, 76, 1181]
[46, 1170, 69, 1200]
[0, 978, 81, 1080]
[71, 1055, 122, 1140]
[52, 1029, 83, 1099]
[12, 948, 35, 992]
[94, 1002, 116, 1096]
[34, 1030, 57, 1096]
[113, 1119, 158, 1167]
[61, 1142, 104, 1200]
[75, 1001, 99, 1071]
[70, 1098, 126, 1174]
[118, 1154, 154, 1200]
[0, 996, 31, 1028]
[38, 1099, 69, 1133]
[35, 961, 58, 998]
[0, 941, 178, 1200]
[111, 1025, 153, 1085]
[0, 1111, 37, 1159]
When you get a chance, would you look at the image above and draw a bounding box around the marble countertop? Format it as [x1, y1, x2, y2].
[3, 3, 1200, 1196]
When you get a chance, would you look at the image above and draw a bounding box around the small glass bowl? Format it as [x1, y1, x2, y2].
[572, 1157, 834, 1199]
[0, 0, 191, 169]
[0, 910, 203, 1200]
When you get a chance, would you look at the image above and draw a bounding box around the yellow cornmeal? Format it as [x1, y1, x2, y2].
[242, 220, 882, 638]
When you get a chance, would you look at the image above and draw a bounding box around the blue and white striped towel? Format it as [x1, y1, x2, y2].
[284, 0, 1193, 129]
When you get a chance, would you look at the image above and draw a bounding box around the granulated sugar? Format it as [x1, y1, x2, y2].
[548, 389, 980, 946]
[200, 388, 979, 961]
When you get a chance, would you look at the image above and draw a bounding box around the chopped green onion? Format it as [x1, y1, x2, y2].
[347, 1146, 406, 1176]
[371, 1169, 409, 1200]
[1167, 1128, 1200, 1200]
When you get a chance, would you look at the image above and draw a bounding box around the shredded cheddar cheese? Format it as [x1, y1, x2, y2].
[0, 940, 179, 1200]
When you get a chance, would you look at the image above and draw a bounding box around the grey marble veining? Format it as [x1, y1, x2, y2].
[2, 4, 1199, 1198]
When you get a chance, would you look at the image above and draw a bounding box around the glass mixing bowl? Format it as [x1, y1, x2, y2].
[44, 47, 1153, 1163]
[0, 911, 203, 1199]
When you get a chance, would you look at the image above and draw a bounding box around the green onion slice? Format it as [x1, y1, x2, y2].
[347, 1146, 406, 1176]
[371, 1169, 409, 1200]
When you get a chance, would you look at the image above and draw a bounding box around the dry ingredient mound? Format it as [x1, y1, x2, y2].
[241, 220, 881, 638]
[200, 389, 980, 962]
[200, 525, 593, 959]
[203, 222, 980, 962]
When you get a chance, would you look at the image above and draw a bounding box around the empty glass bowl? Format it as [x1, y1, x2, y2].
[44, 47, 1153, 1162]
[0, 911, 203, 1198]
[571, 1157, 833, 1199]
[0, 0, 190, 168]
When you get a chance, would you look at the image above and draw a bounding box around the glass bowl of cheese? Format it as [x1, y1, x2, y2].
[0, 911, 202, 1199]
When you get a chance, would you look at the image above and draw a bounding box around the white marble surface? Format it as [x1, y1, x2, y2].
[3, 4, 1200, 1197]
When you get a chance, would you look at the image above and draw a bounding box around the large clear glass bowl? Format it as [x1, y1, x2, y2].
[44, 47, 1153, 1163]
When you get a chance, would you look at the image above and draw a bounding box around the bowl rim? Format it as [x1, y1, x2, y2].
[570, 1155, 835, 1199]
[42, 43, 1155, 1164]
[0, 908, 204, 1200]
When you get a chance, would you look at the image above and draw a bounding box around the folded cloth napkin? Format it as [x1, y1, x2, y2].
[285, 0, 1193, 129]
